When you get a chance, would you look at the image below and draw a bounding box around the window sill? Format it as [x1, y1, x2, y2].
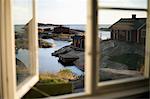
[41, 77, 149, 99]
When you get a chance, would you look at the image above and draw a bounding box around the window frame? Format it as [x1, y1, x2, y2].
[46, 0, 150, 98]
[0, 0, 39, 99]
[0, 0, 149, 99]
[16, 0, 39, 98]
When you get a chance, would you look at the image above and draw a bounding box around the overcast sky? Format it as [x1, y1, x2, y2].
[14, 0, 147, 25]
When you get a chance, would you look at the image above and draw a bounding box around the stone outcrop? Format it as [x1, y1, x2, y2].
[52, 40, 144, 80]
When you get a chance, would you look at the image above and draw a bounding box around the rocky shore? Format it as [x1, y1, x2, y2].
[52, 40, 144, 81]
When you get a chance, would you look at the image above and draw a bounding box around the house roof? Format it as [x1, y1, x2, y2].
[109, 17, 146, 30]
[72, 35, 84, 39]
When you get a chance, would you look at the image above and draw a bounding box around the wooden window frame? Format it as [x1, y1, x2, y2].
[45, 0, 150, 98]
[0, 0, 149, 99]
[0, 0, 39, 99]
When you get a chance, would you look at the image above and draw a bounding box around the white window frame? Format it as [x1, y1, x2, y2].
[47, 0, 150, 98]
[0, 0, 39, 99]
[0, 0, 149, 99]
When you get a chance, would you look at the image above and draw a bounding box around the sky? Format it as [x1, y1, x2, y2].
[14, 0, 147, 25]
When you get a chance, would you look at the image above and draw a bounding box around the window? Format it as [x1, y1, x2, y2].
[98, 0, 149, 82]
[14, 0, 33, 85]
[99, 10, 147, 81]
[0, 0, 38, 99]
[0, 0, 149, 99]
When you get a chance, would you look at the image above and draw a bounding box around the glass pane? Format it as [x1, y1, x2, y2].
[98, 10, 147, 81]
[98, 0, 147, 9]
[13, 0, 33, 84]
[23, 0, 86, 98]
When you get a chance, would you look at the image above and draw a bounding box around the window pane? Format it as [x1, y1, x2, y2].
[23, 0, 86, 98]
[13, 0, 33, 84]
[98, 0, 147, 9]
[98, 10, 147, 81]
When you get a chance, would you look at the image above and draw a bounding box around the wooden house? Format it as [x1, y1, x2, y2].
[109, 15, 146, 44]
[72, 35, 85, 49]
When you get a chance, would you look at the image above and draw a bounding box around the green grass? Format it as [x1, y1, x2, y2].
[109, 54, 144, 70]
[22, 83, 73, 98]
[39, 38, 53, 48]
[39, 72, 68, 84]
[22, 69, 78, 98]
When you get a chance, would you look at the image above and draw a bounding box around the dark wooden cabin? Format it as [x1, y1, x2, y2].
[109, 15, 146, 44]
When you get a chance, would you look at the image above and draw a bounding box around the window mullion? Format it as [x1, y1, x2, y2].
[85, 0, 99, 94]
[144, 0, 150, 78]
[1, 0, 17, 99]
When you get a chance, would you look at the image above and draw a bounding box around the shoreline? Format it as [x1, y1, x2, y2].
[52, 39, 144, 80]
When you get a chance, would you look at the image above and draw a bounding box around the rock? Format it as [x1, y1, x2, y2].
[52, 46, 72, 56]
[53, 39, 145, 79]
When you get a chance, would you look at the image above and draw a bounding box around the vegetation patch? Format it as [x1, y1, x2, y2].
[39, 38, 53, 48]
[58, 69, 79, 80]
[22, 70, 75, 98]
[39, 72, 68, 84]
[15, 39, 28, 49]
[109, 54, 144, 70]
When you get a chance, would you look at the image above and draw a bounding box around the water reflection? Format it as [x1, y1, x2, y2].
[17, 39, 83, 76]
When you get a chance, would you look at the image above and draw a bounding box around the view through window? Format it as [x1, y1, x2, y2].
[23, 0, 86, 98]
[98, 0, 147, 81]
[13, 0, 33, 84]
[21, 0, 148, 98]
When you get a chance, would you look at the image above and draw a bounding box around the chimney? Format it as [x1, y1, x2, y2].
[132, 14, 136, 19]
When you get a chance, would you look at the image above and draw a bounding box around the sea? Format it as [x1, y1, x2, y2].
[16, 24, 111, 75]
[65, 24, 111, 39]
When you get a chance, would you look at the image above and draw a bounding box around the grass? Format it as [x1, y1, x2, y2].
[109, 53, 144, 70]
[22, 70, 75, 98]
[39, 72, 68, 84]
[58, 69, 79, 80]
[39, 69, 79, 84]
[39, 38, 53, 48]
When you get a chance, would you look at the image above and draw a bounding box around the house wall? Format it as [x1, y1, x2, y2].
[110, 22, 146, 44]
[139, 26, 146, 44]
[118, 30, 126, 41]
[111, 28, 142, 43]
[72, 36, 84, 49]
[131, 30, 137, 42]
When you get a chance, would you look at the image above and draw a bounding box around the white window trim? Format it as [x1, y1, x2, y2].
[16, 0, 39, 98]
[0, 0, 39, 99]
[0, 0, 149, 99]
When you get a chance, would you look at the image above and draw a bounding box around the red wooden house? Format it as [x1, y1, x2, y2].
[109, 15, 146, 44]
